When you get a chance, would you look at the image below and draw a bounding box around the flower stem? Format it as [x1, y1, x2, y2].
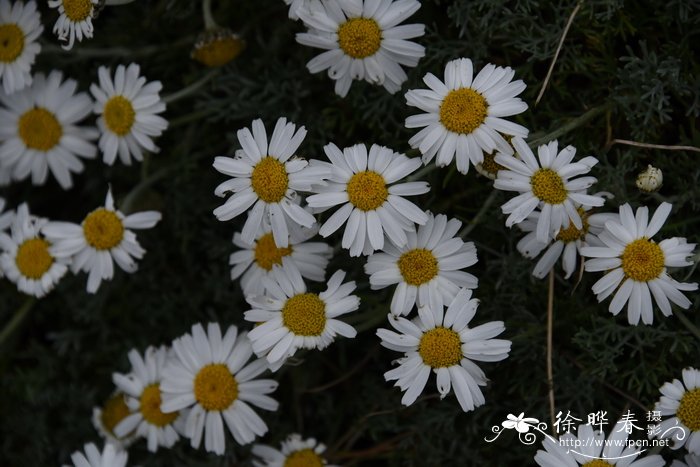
[0, 298, 35, 349]
[163, 69, 219, 105]
[675, 309, 700, 342]
[203, 0, 217, 29]
[547, 270, 556, 435]
[104, 0, 137, 5]
[459, 189, 499, 238]
[529, 103, 613, 148]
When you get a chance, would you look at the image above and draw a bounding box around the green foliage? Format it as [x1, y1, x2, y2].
[1, 0, 699, 466]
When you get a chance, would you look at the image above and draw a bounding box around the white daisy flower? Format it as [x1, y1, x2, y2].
[0, 203, 68, 297]
[42, 188, 161, 294]
[48, 0, 99, 50]
[306, 142, 429, 257]
[295, 0, 425, 97]
[534, 422, 664, 467]
[213, 117, 330, 248]
[377, 288, 511, 412]
[0, 196, 12, 278]
[90, 63, 168, 166]
[494, 137, 605, 243]
[245, 269, 359, 370]
[252, 433, 337, 467]
[111, 346, 184, 452]
[405, 58, 528, 174]
[0, 70, 98, 189]
[283, 0, 318, 20]
[230, 221, 332, 297]
[580, 202, 698, 325]
[0, 196, 13, 231]
[63, 443, 128, 467]
[651, 367, 700, 454]
[365, 212, 478, 316]
[672, 454, 700, 467]
[91, 392, 138, 449]
[0, 163, 10, 185]
[516, 204, 617, 279]
[160, 322, 279, 455]
[0, 0, 43, 95]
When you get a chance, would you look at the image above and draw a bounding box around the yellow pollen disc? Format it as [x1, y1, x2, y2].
[582, 461, 614, 467]
[556, 208, 589, 243]
[15, 238, 53, 279]
[0, 24, 24, 62]
[282, 293, 327, 337]
[140, 384, 178, 427]
[337, 17, 382, 59]
[254, 233, 293, 271]
[18, 108, 63, 151]
[251, 157, 289, 203]
[194, 364, 238, 411]
[62, 0, 93, 22]
[677, 388, 700, 431]
[480, 152, 506, 176]
[284, 449, 324, 467]
[419, 327, 463, 368]
[439, 88, 488, 135]
[103, 96, 136, 136]
[621, 238, 665, 282]
[100, 393, 132, 437]
[82, 208, 124, 251]
[192, 35, 245, 67]
[398, 248, 438, 286]
[346, 171, 388, 211]
[530, 168, 568, 204]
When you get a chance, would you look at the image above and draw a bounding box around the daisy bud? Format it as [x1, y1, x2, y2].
[192, 28, 245, 67]
[636, 164, 663, 193]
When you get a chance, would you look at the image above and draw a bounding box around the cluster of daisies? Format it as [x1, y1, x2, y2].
[0, 189, 161, 295]
[85, 322, 338, 466]
[0, 0, 169, 294]
[212, 114, 512, 415]
[280, 0, 698, 325]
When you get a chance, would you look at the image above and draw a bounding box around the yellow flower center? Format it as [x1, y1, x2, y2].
[284, 449, 324, 467]
[18, 108, 63, 151]
[621, 238, 665, 282]
[582, 461, 614, 467]
[337, 17, 382, 59]
[254, 233, 293, 271]
[15, 238, 53, 279]
[346, 171, 388, 211]
[194, 364, 238, 411]
[439, 88, 488, 135]
[677, 388, 700, 431]
[82, 208, 124, 251]
[250, 156, 289, 203]
[0, 24, 24, 62]
[419, 327, 463, 368]
[103, 96, 136, 136]
[100, 393, 132, 437]
[62, 0, 93, 22]
[192, 33, 245, 67]
[530, 168, 568, 204]
[139, 384, 178, 427]
[282, 293, 326, 336]
[398, 248, 439, 286]
[556, 208, 589, 243]
[480, 152, 506, 176]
